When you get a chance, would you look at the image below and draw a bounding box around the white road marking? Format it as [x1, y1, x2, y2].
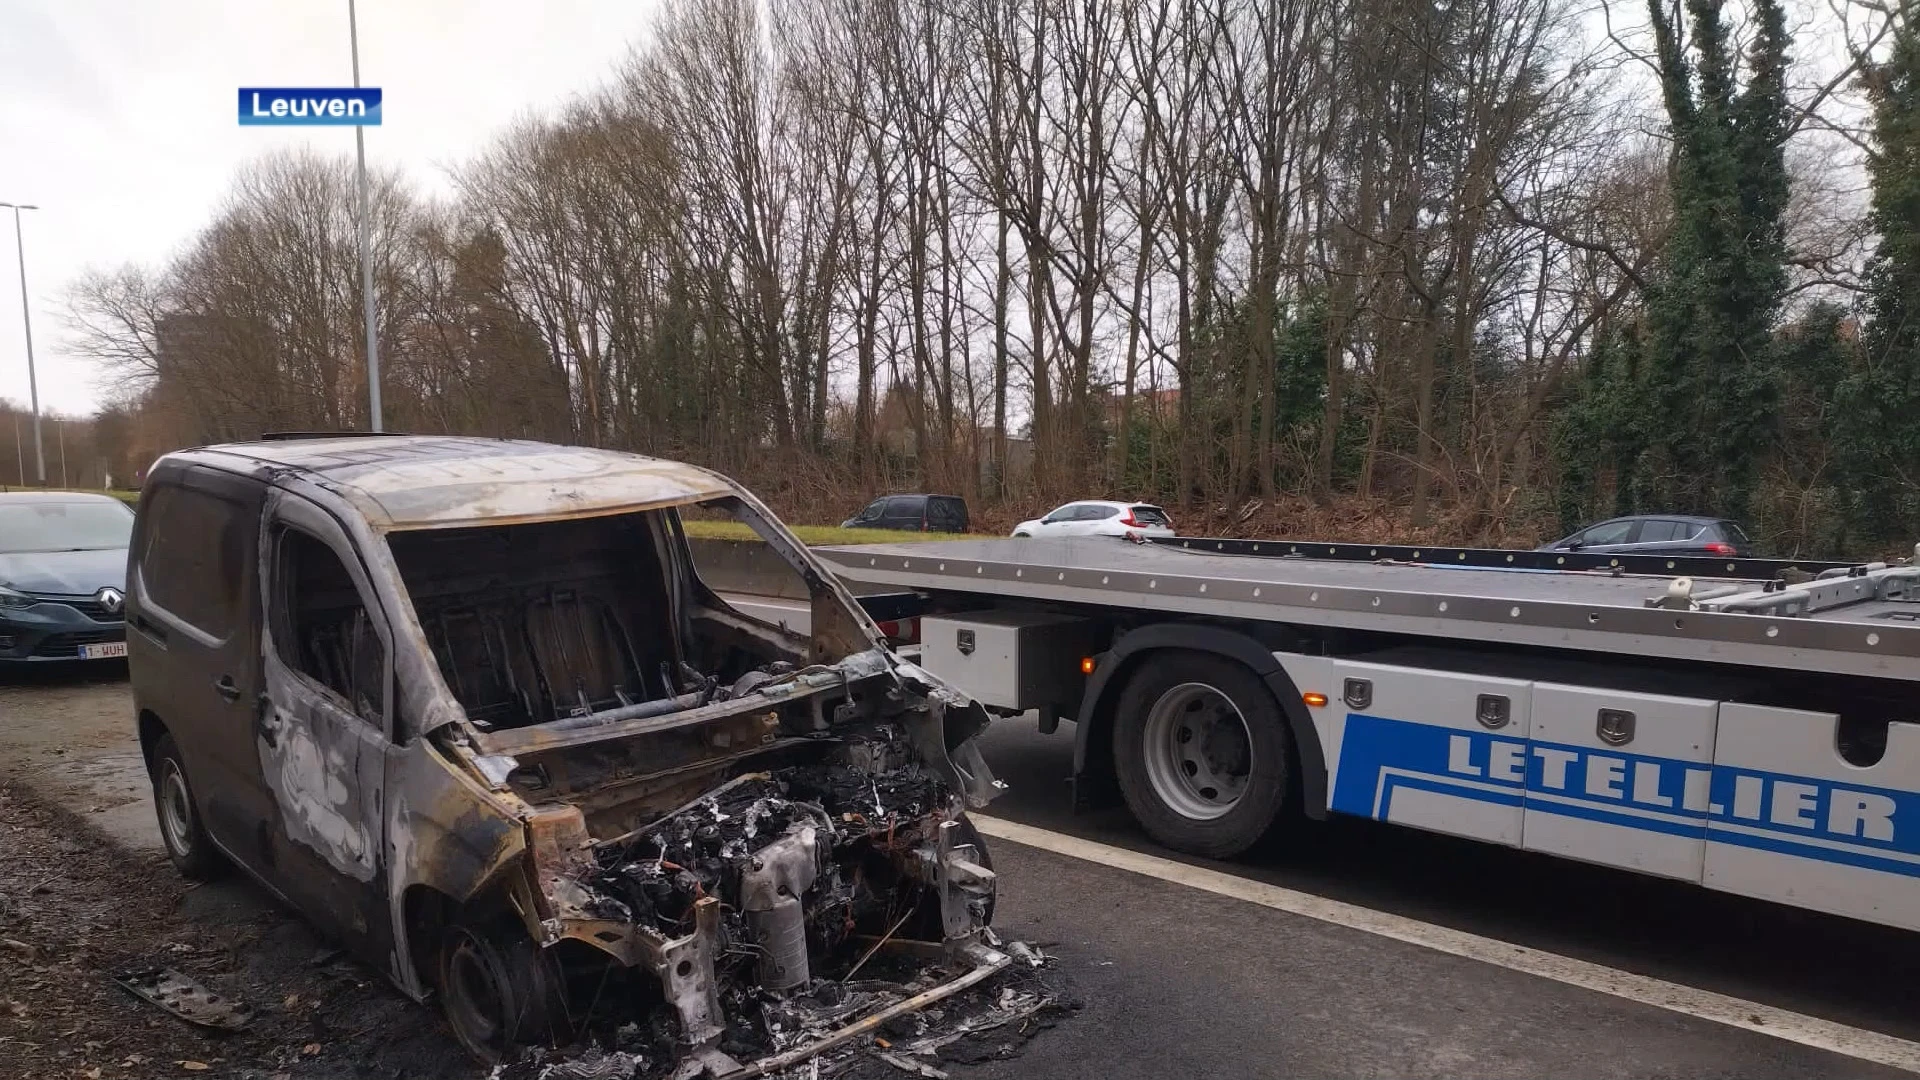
[971, 814, 1920, 1074]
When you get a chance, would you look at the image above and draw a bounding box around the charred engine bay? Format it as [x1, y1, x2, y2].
[584, 757, 960, 957]
[477, 651, 1016, 1074]
[543, 734, 1025, 1079]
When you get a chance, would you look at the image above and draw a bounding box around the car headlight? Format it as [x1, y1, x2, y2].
[0, 587, 37, 610]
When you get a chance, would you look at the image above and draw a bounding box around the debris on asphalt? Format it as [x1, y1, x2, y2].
[488, 933, 1076, 1080]
[1002, 941, 1043, 968]
[873, 1050, 948, 1078]
[490, 1047, 653, 1080]
[114, 966, 256, 1031]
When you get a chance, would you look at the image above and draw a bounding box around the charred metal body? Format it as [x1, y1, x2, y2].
[124, 437, 1002, 1074]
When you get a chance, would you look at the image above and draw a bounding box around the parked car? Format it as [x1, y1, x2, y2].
[841, 492, 970, 532]
[1537, 514, 1754, 557]
[1012, 500, 1175, 539]
[128, 435, 1002, 1070]
[0, 491, 134, 663]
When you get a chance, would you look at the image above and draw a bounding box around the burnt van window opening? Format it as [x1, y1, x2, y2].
[274, 528, 387, 727]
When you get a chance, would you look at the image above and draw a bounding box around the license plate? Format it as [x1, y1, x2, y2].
[79, 641, 128, 660]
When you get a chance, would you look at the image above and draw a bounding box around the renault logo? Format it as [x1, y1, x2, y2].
[96, 587, 124, 615]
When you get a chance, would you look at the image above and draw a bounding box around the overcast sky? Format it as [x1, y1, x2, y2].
[0, 0, 659, 418]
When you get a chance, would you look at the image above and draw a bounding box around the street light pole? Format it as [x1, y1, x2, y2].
[348, 0, 382, 431]
[0, 202, 44, 485]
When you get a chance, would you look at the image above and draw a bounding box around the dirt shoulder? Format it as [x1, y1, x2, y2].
[0, 780, 471, 1080]
[0, 670, 470, 1080]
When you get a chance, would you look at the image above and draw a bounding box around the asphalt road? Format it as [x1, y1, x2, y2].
[4, 662, 1918, 1079]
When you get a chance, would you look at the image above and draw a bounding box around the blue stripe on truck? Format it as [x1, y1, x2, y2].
[1334, 713, 1920, 877]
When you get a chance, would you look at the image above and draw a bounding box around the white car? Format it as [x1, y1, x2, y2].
[1011, 500, 1176, 539]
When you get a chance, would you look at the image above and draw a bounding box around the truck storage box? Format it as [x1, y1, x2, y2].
[919, 611, 1099, 712]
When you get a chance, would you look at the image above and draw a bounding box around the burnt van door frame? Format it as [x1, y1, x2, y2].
[254, 488, 397, 965]
[127, 465, 271, 868]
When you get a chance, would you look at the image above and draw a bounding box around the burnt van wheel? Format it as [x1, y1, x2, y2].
[1113, 651, 1293, 859]
[149, 733, 226, 881]
[438, 922, 568, 1063]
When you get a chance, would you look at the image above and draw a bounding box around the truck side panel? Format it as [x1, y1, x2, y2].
[1274, 653, 1920, 933]
[1524, 684, 1719, 881]
[1705, 705, 1920, 931]
[1311, 658, 1534, 847]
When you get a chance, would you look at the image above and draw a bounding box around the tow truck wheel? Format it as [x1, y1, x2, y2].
[1113, 651, 1292, 859]
[438, 919, 569, 1063]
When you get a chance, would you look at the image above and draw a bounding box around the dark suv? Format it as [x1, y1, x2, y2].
[127, 436, 1001, 1070]
[841, 493, 970, 532]
[1538, 515, 1755, 557]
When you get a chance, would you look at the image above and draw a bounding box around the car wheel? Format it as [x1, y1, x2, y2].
[1113, 651, 1294, 859]
[1012, 532, 1031, 538]
[149, 733, 227, 881]
[438, 918, 570, 1064]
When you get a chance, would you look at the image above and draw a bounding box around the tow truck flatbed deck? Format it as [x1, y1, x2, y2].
[820, 534, 1920, 937]
[818, 537, 1920, 682]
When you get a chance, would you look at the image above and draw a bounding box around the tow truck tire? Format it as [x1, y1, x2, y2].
[1113, 651, 1293, 859]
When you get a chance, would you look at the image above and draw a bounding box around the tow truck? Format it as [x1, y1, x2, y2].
[817, 534, 1920, 935]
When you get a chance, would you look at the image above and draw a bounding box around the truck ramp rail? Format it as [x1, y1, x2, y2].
[1146, 535, 1857, 581]
[816, 537, 1919, 682]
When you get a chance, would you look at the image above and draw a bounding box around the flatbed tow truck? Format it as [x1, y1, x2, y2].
[817, 535, 1920, 935]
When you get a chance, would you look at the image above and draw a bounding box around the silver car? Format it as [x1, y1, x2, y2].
[1012, 500, 1176, 539]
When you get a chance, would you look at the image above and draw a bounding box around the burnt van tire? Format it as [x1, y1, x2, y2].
[1113, 652, 1292, 859]
[438, 921, 569, 1064]
[149, 733, 226, 881]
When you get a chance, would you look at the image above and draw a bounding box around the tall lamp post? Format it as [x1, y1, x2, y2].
[0, 201, 43, 485]
[348, 0, 382, 431]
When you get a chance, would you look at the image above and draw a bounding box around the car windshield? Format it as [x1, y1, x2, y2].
[0, 501, 136, 554]
[1130, 505, 1170, 526]
[1721, 522, 1752, 543]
